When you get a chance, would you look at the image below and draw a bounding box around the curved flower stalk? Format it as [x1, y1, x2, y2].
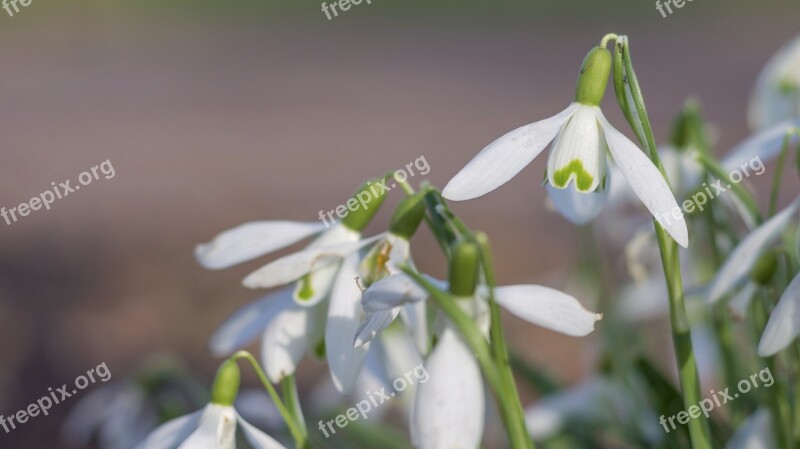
[749, 34, 800, 131]
[198, 180, 388, 394]
[442, 40, 687, 247]
[135, 360, 287, 449]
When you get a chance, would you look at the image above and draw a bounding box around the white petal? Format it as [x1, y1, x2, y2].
[325, 254, 370, 394]
[260, 295, 313, 383]
[722, 120, 800, 172]
[547, 105, 605, 192]
[525, 379, 608, 440]
[748, 33, 800, 130]
[728, 282, 758, 320]
[61, 384, 127, 446]
[411, 328, 484, 449]
[758, 272, 800, 356]
[236, 414, 287, 449]
[708, 199, 799, 303]
[353, 309, 401, 347]
[195, 221, 325, 270]
[361, 273, 428, 312]
[178, 405, 236, 449]
[494, 285, 601, 336]
[243, 232, 384, 290]
[134, 409, 203, 449]
[597, 112, 689, 248]
[546, 182, 607, 225]
[401, 301, 430, 356]
[209, 288, 292, 356]
[442, 103, 579, 201]
[616, 277, 669, 322]
[293, 225, 362, 307]
[725, 408, 775, 449]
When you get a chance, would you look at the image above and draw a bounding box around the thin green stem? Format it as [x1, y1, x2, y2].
[769, 133, 794, 216]
[612, 36, 713, 449]
[281, 375, 307, 436]
[231, 351, 309, 449]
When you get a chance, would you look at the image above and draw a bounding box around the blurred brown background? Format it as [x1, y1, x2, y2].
[1, 0, 799, 447]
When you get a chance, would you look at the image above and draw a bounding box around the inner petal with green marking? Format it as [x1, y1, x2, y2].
[546, 105, 605, 193]
[552, 159, 595, 191]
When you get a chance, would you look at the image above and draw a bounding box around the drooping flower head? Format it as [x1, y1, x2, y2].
[443, 43, 688, 247]
[749, 34, 800, 131]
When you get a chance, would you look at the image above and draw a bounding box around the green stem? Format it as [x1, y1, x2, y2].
[612, 36, 713, 449]
[769, 133, 794, 217]
[281, 375, 307, 436]
[231, 351, 309, 449]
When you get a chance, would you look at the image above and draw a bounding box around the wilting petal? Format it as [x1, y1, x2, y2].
[547, 105, 605, 193]
[597, 112, 688, 248]
[260, 296, 313, 383]
[411, 328, 484, 449]
[494, 285, 601, 336]
[209, 288, 293, 356]
[443, 103, 580, 201]
[722, 120, 800, 172]
[134, 409, 203, 449]
[243, 232, 384, 289]
[725, 408, 775, 449]
[748, 34, 800, 130]
[546, 182, 607, 225]
[708, 199, 799, 303]
[758, 272, 800, 356]
[236, 414, 287, 449]
[178, 405, 236, 449]
[362, 273, 428, 312]
[354, 309, 401, 347]
[195, 221, 325, 270]
[326, 254, 370, 394]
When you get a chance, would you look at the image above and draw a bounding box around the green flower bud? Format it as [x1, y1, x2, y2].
[210, 359, 240, 406]
[341, 178, 389, 232]
[749, 252, 778, 286]
[448, 240, 481, 297]
[574, 46, 612, 107]
[389, 193, 426, 239]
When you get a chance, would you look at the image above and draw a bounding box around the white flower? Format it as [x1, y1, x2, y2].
[134, 403, 285, 449]
[749, 34, 800, 131]
[707, 197, 799, 303]
[199, 218, 385, 394]
[758, 271, 800, 356]
[442, 102, 688, 247]
[725, 408, 775, 449]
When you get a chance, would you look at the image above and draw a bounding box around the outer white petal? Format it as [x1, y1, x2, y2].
[209, 288, 293, 356]
[260, 295, 313, 383]
[546, 104, 605, 192]
[725, 408, 775, 449]
[61, 383, 128, 446]
[134, 409, 203, 449]
[546, 182, 607, 225]
[411, 328, 484, 449]
[243, 232, 385, 289]
[728, 282, 758, 320]
[97, 387, 154, 449]
[401, 301, 430, 356]
[178, 404, 236, 449]
[708, 199, 799, 303]
[758, 272, 800, 356]
[361, 273, 428, 312]
[748, 34, 800, 130]
[525, 379, 607, 440]
[236, 414, 287, 449]
[195, 221, 325, 270]
[442, 103, 579, 201]
[616, 277, 669, 322]
[353, 309, 401, 347]
[326, 254, 370, 394]
[494, 285, 601, 336]
[722, 119, 800, 172]
[597, 112, 688, 248]
[293, 225, 362, 307]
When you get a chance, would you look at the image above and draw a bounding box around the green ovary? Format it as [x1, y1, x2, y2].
[296, 274, 314, 301]
[552, 159, 595, 191]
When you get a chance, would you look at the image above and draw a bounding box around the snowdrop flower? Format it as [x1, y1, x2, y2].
[707, 196, 799, 304]
[758, 271, 800, 356]
[442, 44, 687, 247]
[749, 34, 800, 131]
[391, 241, 600, 449]
[198, 181, 388, 394]
[725, 408, 775, 449]
[135, 360, 286, 449]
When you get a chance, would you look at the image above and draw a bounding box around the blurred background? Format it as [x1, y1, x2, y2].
[1, 0, 799, 447]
